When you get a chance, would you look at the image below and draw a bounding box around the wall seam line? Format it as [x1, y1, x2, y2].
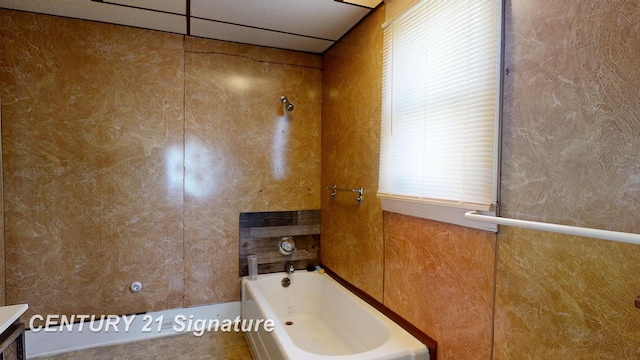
[183, 50, 321, 70]
[181, 34, 187, 309]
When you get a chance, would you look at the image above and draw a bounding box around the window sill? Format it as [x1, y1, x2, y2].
[379, 196, 497, 232]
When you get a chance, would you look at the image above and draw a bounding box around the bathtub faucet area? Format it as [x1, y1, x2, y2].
[283, 262, 295, 287]
[284, 262, 295, 274]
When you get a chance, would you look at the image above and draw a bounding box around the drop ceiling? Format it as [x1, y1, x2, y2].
[0, 0, 381, 53]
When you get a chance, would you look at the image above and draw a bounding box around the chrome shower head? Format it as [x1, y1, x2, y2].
[280, 95, 294, 112]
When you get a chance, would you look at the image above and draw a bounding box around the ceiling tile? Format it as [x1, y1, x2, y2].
[0, 0, 186, 34]
[190, 0, 370, 41]
[0, 0, 376, 53]
[190, 17, 335, 54]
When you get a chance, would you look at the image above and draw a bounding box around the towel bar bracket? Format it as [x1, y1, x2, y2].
[327, 185, 363, 205]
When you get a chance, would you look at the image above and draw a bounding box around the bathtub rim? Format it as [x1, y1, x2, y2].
[322, 266, 438, 360]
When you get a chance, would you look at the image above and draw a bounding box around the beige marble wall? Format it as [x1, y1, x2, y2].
[497, 0, 640, 358]
[501, 0, 640, 231]
[321, 4, 385, 301]
[0, 10, 185, 319]
[0, 9, 321, 319]
[495, 227, 640, 358]
[183, 37, 321, 306]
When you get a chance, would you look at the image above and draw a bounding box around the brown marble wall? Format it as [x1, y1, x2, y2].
[0, 9, 321, 319]
[0, 10, 185, 319]
[183, 37, 321, 306]
[384, 213, 496, 360]
[321, 4, 385, 302]
[497, 0, 640, 358]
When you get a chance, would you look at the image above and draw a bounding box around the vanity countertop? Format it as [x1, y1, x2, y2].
[0, 304, 28, 334]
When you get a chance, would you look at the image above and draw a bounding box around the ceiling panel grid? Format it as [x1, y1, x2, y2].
[0, 0, 380, 53]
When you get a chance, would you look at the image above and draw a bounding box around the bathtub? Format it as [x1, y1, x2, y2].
[241, 270, 429, 360]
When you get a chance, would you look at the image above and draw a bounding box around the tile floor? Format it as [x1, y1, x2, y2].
[33, 331, 253, 360]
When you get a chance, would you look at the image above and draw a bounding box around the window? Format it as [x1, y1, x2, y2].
[377, 0, 502, 231]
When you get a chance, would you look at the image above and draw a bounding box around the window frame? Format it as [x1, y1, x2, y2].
[377, 0, 505, 232]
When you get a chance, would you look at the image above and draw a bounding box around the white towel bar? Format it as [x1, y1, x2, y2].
[464, 211, 640, 246]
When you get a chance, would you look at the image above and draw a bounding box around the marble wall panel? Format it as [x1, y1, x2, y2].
[501, 0, 640, 231]
[0, 9, 321, 321]
[183, 39, 321, 306]
[321, 5, 385, 301]
[497, 0, 640, 358]
[0, 10, 185, 318]
[495, 227, 640, 359]
[384, 212, 496, 360]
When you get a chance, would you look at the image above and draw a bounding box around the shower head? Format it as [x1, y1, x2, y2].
[280, 95, 294, 112]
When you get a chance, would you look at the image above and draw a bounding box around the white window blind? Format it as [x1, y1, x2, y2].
[378, 0, 502, 230]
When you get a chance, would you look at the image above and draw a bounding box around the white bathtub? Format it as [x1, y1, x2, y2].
[241, 271, 429, 360]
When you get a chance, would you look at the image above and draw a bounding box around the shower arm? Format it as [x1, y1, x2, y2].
[280, 95, 294, 112]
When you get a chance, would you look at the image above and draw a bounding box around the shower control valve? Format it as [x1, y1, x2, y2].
[278, 236, 296, 256]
